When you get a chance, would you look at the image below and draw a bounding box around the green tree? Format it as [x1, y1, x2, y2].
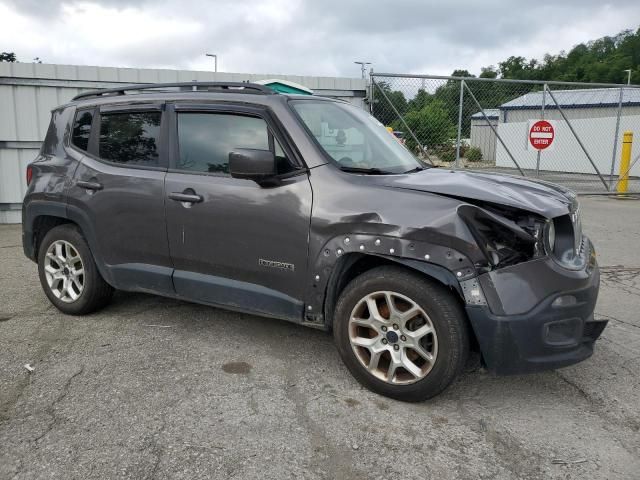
[487, 26, 640, 84]
[372, 80, 408, 127]
[407, 88, 432, 111]
[392, 100, 456, 151]
[0, 52, 17, 62]
[498, 56, 530, 79]
[479, 66, 498, 79]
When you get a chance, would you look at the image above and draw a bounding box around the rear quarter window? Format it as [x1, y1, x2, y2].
[71, 110, 94, 151]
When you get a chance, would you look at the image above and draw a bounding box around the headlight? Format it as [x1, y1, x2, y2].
[545, 220, 556, 253]
[548, 212, 585, 270]
[458, 204, 547, 269]
[570, 204, 582, 256]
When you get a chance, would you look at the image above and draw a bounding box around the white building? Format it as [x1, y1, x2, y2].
[493, 87, 640, 176]
[469, 108, 499, 161]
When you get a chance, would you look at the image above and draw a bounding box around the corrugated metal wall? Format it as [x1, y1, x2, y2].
[469, 118, 498, 162]
[495, 114, 640, 175]
[0, 62, 367, 223]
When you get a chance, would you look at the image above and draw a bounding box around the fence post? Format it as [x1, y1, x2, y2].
[455, 79, 465, 168]
[371, 77, 432, 164]
[608, 87, 624, 191]
[535, 84, 547, 177]
[463, 82, 525, 176]
[368, 68, 374, 115]
[544, 85, 609, 190]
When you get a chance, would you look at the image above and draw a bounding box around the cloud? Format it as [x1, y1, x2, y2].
[0, 0, 638, 77]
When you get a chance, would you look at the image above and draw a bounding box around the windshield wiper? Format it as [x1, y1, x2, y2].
[403, 166, 426, 174]
[338, 166, 394, 175]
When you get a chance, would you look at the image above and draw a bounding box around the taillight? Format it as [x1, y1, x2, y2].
[26, 165, 33, 185]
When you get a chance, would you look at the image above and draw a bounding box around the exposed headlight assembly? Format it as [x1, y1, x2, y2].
[458, 204, 547, 270]
[545, 219, 556, 253]
[570, 202, 582, 255]
[458, 198, 584, 271]
[546, 210, 585, 270]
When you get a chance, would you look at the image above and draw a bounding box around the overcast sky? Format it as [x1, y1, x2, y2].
[1, 0, 638, 78]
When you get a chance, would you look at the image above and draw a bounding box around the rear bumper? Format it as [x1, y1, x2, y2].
[467, 236, 605, 375]
[21, 201, 36, 261]
[22, 229, 36, 261]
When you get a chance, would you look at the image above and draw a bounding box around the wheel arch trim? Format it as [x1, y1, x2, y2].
[319, 251, 465, 330]
[23, 200, 112, 284]
[22, 200, 69, 261]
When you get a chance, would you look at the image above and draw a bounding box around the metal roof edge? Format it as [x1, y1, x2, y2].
[500, 102, 640, 111]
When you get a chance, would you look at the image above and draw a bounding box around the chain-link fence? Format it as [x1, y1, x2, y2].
[370, 73, 640, 194]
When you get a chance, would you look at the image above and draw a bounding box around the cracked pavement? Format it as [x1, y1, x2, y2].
[1, 196, 639, 479]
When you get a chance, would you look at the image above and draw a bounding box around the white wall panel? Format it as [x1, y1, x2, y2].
[14, 86, 40, 141]
[35, 87, 60, 135]
[54, 64, 78, 80]
[0, 86, 17, 139]
[496, 115, 640, 176]
[0, 148, 39, 203]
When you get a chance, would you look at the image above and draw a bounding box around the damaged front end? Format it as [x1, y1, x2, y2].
[458, 202, 549, 271]
[457, 196, 586, 274]
[454, 196, 604, 375]
[307, 164, 604, 375]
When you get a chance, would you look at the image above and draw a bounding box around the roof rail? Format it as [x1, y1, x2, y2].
[72, 81, 275, 101]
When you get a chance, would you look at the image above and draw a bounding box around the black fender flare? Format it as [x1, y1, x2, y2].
[23, 200, 112, 285]
[305, 233, 474, 328]
[320, 252, 465, 329]
[64, 204, 113, 284]
[22, 200, 69, 260]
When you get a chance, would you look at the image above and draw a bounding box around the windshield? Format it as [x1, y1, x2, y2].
[291, 100, 424, 174]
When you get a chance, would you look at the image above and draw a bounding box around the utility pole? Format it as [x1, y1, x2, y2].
[624, 69, 632, 85]
[206, 53, 218, 73]
[354, 61, 371, 79]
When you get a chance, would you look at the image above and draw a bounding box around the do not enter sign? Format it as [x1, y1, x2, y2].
[528, 119, 556, 151]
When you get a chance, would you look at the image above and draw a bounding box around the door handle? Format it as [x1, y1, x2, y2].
[168, 192, 203, 204]
[76, 180, 103, 191]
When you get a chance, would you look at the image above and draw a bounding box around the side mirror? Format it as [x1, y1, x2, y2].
[229, 148, 276, 181]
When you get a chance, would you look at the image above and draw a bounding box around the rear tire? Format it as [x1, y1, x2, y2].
[333, 266, 469, 401]
[38, 224, 113, 315]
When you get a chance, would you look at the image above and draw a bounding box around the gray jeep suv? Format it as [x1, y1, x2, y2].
[22, 82, 604, 401]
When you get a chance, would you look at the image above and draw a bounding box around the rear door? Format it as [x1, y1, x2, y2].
[67, 102, 173, 294]
[164, 102, 312, 320]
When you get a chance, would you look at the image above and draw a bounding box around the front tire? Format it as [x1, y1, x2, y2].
[334, 266, 469, 401]
[38, 224, 113, 315]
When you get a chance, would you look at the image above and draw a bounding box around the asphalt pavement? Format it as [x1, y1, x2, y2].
[1, 195, 639, 479]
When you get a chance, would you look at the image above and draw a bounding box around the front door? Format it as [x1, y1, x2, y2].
[164, 103, 312, 320]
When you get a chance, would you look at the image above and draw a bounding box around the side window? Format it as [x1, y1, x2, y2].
[98, 111, 161, 166]
[177, 113, 284, 175]
[71, 110, 94, 151]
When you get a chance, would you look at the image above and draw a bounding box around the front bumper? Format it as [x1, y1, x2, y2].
[466, 236, 605, 375]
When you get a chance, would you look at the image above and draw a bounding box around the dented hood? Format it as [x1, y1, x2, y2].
[380, 168, 574, 218]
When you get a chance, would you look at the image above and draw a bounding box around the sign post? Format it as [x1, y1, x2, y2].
[535, 86, 547, 176]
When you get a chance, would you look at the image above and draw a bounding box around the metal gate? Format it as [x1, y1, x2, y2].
[370, 73, 640, 194]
